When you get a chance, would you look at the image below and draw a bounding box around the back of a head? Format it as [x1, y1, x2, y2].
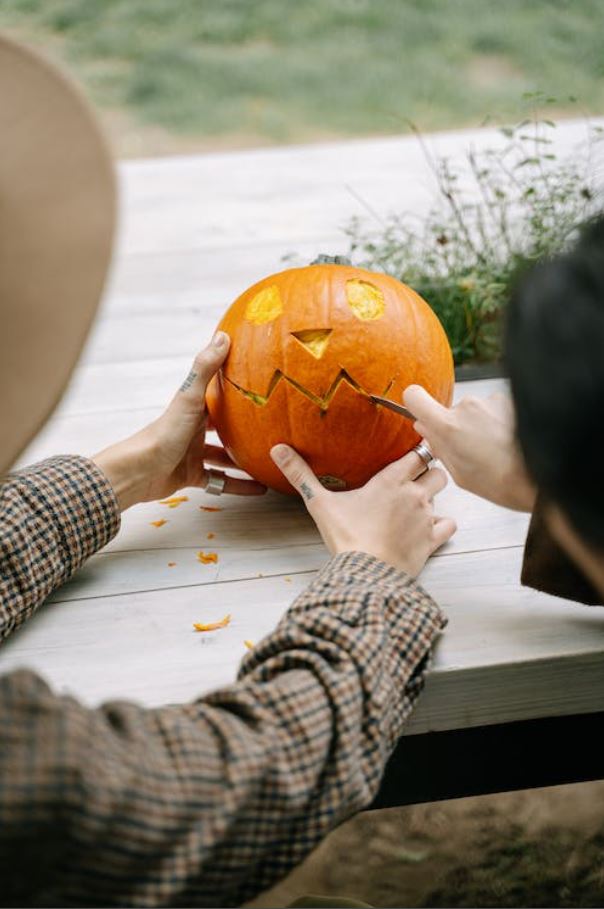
[505, 216, 604, 550]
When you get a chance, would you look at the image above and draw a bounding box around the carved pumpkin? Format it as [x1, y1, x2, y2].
[206, 258, 454, 494]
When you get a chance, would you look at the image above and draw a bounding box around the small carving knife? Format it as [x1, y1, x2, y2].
[369, 394, 416, 421]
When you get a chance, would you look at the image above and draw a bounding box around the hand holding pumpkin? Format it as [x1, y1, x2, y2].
[93, 334, 266, 511]
[403, 385, 536, 512]
[271, 443, 456, 576]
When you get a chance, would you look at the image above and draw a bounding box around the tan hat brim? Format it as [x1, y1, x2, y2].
[0, 35, 115, 474]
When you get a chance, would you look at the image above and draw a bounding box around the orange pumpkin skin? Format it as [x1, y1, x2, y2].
[206, 263, 454, 495]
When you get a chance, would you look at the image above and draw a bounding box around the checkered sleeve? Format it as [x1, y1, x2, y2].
[0, 455, 121, 641]
[0, 551, 445, 907]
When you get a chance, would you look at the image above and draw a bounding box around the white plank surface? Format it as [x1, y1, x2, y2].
[114, 120, 599, 256]
[38, 483, 529, 603]
[3, 547, 604, 736]
[4, 123, 604, 740]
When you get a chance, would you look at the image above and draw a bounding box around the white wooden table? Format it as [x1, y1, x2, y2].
[3, 122, 604, 802]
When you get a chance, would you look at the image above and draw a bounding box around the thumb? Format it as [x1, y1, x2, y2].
[403, 385, 450, 438]
[270, 444, 324, 505]
[172, 332, 230, 411]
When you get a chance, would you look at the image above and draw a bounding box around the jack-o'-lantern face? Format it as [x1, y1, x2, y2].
[206, 260, 454, 494]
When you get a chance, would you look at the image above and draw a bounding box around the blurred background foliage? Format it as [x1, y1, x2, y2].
[3, 0, 601, 364]
[2, 0, 604, 155]
[346, 110, 601, 364]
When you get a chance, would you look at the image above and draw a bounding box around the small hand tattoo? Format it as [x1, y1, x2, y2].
[180, 370, 197, 392]
[300, 482, 314, 501]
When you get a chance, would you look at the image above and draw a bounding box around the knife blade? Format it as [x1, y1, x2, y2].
[369, 394, 416, 421]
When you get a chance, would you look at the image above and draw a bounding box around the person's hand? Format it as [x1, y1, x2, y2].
[93, 332, 266, 510]
[270, 444, 456, 576]
[403, 385, 536, 512]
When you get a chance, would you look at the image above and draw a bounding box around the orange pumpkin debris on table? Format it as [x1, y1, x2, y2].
[159, 495, 189, 508]
[193, 614, 231, 632]
[206, 257, 454, 495]
[197, 550, 218, 564]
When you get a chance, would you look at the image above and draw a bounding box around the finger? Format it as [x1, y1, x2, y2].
[171, 332, 231, 411]
[415, 466, 448, 498]
[491, 392, 515, 423]
[403, 385, 451, 439]
[270, 444, 324, 505]
[201, 470, 266, 496]
[377, 448, 431, 484]
[203, 443, 238, 469]
[431, 516, 457, 551]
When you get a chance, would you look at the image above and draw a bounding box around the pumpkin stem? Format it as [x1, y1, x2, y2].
[310, 254, 352, 266]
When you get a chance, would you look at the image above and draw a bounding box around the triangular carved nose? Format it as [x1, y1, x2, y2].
[291, 328, 332, 359]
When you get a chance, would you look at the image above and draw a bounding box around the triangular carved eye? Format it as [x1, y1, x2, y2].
[291, 328, 333, 359]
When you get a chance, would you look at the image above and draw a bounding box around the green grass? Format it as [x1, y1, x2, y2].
[2, 0, 604, 145]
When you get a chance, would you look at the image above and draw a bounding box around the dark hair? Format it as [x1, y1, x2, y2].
[505, 216, 604, 550]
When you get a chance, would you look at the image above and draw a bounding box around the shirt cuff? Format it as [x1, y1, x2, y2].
[303, 549, 446, 626]
[10, 454, 121, 574]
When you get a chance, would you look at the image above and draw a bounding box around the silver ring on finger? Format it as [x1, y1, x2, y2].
[412, 440, 434, 469]
[204, 468, 226, 496]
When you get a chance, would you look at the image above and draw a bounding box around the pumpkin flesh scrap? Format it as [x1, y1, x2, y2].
[197, 550, 218, 564]
[193, 613, 231, 632]
[159, 496, 189, 508]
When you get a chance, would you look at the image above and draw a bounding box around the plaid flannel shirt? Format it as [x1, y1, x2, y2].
[0, 455, 446, 907]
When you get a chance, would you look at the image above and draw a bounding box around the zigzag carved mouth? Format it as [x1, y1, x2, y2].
[224, 369, 395, 412]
